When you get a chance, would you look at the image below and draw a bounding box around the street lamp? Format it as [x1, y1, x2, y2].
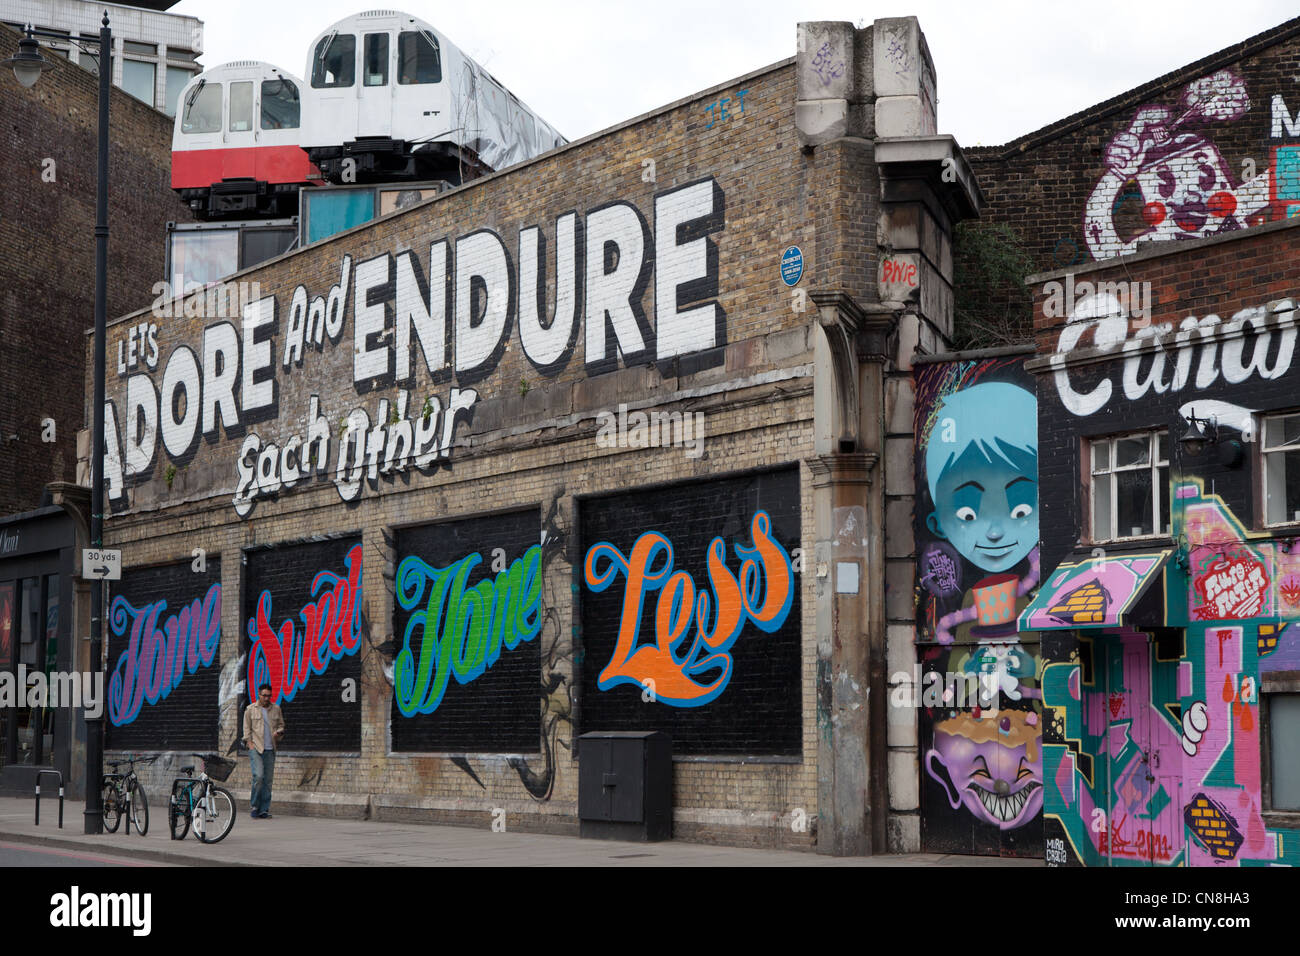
[4, 15, 112, 835]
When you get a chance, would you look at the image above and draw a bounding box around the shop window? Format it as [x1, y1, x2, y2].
[311, 32, 355, 89]
[1262, 679, 1300, 819]
[1089, 430, 1169, 541]
[1262, 411, 1300, 526]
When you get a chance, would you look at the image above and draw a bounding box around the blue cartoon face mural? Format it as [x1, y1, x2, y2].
[914, 362, 1044, 859]
[925, 382, 1039, 575]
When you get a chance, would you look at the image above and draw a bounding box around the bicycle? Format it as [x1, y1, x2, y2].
[168, 752, 237, 844]
[102, 756, 149, 836]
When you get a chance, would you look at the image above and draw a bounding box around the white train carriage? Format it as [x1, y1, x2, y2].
[172, 61, 324, 219]
[302, 10, 565, 184]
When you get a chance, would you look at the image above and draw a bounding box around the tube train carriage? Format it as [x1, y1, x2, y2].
[172, 9, 566, 220]
[172, 61, 325, 219]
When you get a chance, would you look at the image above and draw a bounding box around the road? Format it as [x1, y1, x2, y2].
[0, 841, 176, 867]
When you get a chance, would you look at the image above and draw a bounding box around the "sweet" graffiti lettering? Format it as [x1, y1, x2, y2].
[247, 544, 363, 703]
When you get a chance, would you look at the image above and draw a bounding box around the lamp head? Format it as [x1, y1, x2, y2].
[3, 33, 53, 88]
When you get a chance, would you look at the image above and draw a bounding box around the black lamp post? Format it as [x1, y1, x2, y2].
[4, 14, 112, 835]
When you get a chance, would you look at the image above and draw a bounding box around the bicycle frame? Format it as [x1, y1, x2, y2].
[171, 774, 215, 837]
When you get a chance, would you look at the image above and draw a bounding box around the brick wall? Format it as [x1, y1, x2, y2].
[0, 23, 192, 514]
[92, 54, 838, 848]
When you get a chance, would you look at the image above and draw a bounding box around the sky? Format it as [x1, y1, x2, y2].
[170, 0, 1300, 147]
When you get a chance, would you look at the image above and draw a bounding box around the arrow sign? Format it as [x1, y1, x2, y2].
[82, 549, 122, 581]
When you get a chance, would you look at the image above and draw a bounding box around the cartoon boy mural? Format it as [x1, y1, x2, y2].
[1083, 70, 1271, 259]
[923, 380, 1040, 647]
[917, 376, 1043, 837]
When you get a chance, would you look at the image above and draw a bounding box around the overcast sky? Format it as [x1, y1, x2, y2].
[170, 0, 1299, 147]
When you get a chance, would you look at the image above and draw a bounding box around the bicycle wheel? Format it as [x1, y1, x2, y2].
[196, 785, 236, 844]
[168, 793, 190, 841]
[129, 780, 149, 836]
[102, 783, 122, 833]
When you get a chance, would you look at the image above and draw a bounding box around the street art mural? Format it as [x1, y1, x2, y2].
[1021, 552, 1168, 630]
[578, 468, 801, 756]
[105, 561, 222, 750]
[913, 358, 1044, 856]
[1083, 71, 1300, 260]
[101, 180, 728, 519]
[1042, 483, 1300, 866]
[241, 536, 363, 752]
[391, 510, 543, 754]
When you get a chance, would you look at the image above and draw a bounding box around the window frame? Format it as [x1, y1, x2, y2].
[311, 33, 356, 89]
[1260, 410, 1300, 528]
[1087, 429, 1170, 544]
[1260, 673, 1300, 829]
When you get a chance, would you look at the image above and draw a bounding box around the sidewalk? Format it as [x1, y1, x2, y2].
[0, 796, 1040, 866]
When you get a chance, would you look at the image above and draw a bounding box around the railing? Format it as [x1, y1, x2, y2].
[34, 769, 64, 829]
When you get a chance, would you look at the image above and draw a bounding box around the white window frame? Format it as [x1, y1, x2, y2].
[1088, 430, 1169, 543]
[1261, 410, 1300, 528]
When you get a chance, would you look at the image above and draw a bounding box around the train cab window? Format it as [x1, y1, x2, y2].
[261, 78, 300, 130]
[398, 31, 441, 84]
[229, 81, 254, 132]
[364, 33, 389, 86]
[312, 33, 356, 88]
[181, 81, 222, 134]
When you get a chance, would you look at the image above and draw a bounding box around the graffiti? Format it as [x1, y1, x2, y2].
[1043, 485, 1300, 866]
[391, 510, 546, 756]
[914, 359, 1043, 855]
[1021, 552, 1167, 631]
[393, 544, 542, 716]
[879, 257, 919, 288]
[1048, 295, 1297, 418]
[882, 27, 914, 80]
[702, 89, 748, 129]
[1193, 555, 1269, 620]
[919, 543, 962, 597]
[107, 585, 221, 726]
[925, 710, 1042, 829]
[579, 468, 801, 755]
[1083, 71, 1270, 259]
[1180, 700, 1208, 756]
[811, 42, 844, 86]
[246, 543, 363, 706]
[584, 510, 793, 707]
[105, 181, 729, 517]
[508, 498, 574, 800]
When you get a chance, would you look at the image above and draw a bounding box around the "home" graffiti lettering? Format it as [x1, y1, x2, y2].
[107, 583, 221, 726]
[393, 545, 543, 716]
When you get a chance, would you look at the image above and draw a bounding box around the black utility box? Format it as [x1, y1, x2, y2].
[577, 731, 672, 841]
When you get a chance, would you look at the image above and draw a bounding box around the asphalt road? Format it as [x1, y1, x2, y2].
[0, 841, 175, 867]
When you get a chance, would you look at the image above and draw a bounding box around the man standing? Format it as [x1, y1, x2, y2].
[242, 683, 284, 819]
